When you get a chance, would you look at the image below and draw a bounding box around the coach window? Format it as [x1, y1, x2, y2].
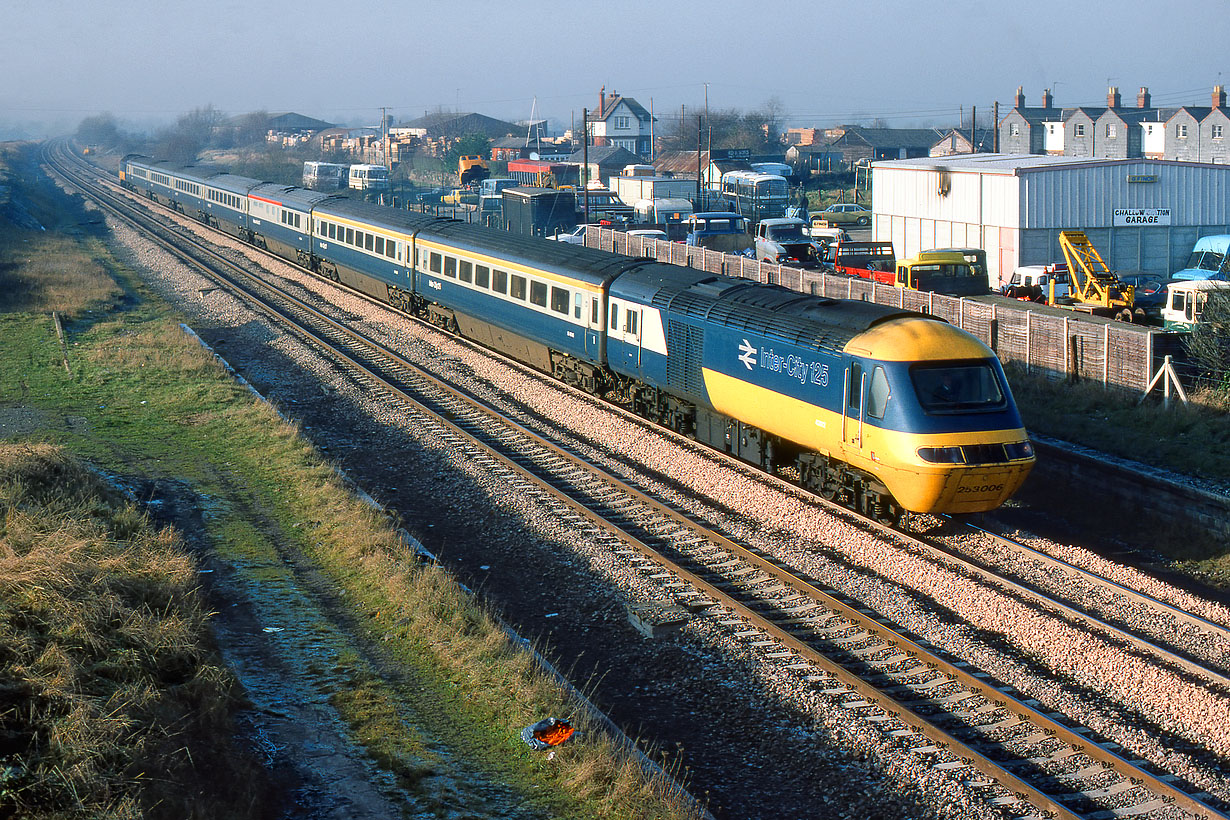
[459, 260, 473, 283]
[530, 281, 548, 308]
[510, 274, 526, 300]
[374, 236, 384, 256]
[626, 309, 638, 335]
[610, 303, 620, 330]
[573, 292, 583, 319]
[866, 366, 890, 419]
[591, 297, 599, 325]
[346, 227, 354, 245]
[365, 233, 374, 252]
[429, 252, 442, 274]
[492, 269, 507, 294]
[327, 223, 335, 239]
[550, 286, 569, 314]
[385, 240, 396, 260]
[443, 256, 457, 278]
[475, 265, 490, 288]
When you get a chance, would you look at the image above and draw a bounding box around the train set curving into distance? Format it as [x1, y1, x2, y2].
[119, 153, 1035, 523]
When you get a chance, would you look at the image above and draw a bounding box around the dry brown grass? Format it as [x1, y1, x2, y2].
[0, 232, 120, 315]
[0, 443, 270, 819]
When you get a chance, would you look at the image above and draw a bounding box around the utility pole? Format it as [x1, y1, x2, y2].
[380, 107, 390, 172]
[971, 105, 977, 152]
[582, 108, 590, 227]
[993, 101, 999, 152]
[696, 115, 703, 205]
[649, 98, 655, 162]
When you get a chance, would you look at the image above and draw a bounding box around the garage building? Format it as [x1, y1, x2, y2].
[870, 153, 1230, 288]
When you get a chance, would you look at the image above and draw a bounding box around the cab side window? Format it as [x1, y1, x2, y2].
[866, 366, 890, 419]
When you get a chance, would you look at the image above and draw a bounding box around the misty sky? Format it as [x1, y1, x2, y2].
[3, 0, 1227, 138]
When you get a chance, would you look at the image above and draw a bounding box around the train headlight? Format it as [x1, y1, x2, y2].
[1004, 440, 1035, 460]
[917, 446, 965, 464]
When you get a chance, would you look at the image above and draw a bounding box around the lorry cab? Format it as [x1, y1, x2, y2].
[895, 250, 989, 297]
[683, 212, 752, 254]
[754, 217, 822, 267]
[1162, 279, 1230, 329]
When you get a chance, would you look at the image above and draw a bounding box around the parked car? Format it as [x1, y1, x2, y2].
[546, 224, 587, 244]
[815, 203, 872, 226]
[626, 229, 668, 241]
[1116, 272, 1171, 316]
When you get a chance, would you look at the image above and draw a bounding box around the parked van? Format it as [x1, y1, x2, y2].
[632, 197, 693, 226]
[480, 178, 518, 197]
[1173, 235, 1230, 281]
[348, 164, 390, 191]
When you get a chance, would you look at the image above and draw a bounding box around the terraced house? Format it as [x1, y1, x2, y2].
[998, 85, 1230, 164]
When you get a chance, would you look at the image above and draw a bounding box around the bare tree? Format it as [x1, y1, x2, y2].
[1186, 290, 1230, 389]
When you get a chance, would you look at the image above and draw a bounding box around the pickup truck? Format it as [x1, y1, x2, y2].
[832, 241, 897, 284]
[1002, 264, 1071, 302]
[754, 218, 824, 267]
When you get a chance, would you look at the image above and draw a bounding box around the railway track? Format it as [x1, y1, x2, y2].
[49, 142, 1230, 820]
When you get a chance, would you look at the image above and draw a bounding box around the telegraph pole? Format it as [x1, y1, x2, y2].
[582, 108, 590, 227]
[380, 107, 390, 171]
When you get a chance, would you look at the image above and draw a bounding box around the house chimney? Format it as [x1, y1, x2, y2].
[1107, 86, 1121, 108]
[1214, 85, 1227, 109]
[1042, 88, 1053, 108]
[1137, 87, 1151, 108]
[1015, 86, 1025, 108]
[599, 85, 605, 115]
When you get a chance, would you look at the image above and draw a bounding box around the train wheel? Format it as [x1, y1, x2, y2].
[818, 480, 840, 501]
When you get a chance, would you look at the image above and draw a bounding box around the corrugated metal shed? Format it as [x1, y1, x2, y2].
[871, 153, 1230, 286]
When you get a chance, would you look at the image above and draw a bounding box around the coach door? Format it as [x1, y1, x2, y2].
[842, 362, 865, 452]
[584, 293, 602, 359]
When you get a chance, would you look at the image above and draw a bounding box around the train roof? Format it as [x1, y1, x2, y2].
[125, 155, 222, 183]
[204, 173, 264, 195]
[421, 220, 656, 286]
[312, 197, 445, 233]
[249, 182, 335, 210]
[613, 266, 935, 353]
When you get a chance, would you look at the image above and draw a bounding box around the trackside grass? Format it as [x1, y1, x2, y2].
[0, 443, 270, 819]
[0, 143, 703, 818]
[1005, 364, 1230, 486]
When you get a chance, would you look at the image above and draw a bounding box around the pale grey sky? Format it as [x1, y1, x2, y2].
[2, 0, 1226, 138]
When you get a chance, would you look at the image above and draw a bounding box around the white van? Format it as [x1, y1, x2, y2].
[348, 164, 390, 191]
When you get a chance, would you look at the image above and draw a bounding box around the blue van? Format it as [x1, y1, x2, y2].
[1173, 235, 1230, 280]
